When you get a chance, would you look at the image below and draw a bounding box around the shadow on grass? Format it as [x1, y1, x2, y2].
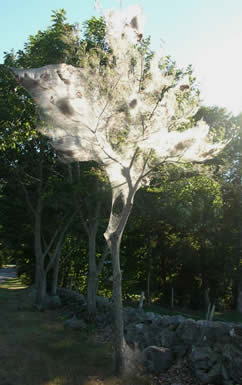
[0, 279, 131, 385]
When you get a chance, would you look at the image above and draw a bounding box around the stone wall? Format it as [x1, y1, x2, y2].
[124, 308, 242, 385]
[57, 290, 242, 385]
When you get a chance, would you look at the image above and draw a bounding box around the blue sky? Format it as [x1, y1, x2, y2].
[1, 0, 242, 114]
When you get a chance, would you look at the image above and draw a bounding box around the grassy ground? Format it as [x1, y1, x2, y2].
[2, 279, 241, 385]
[144, 303, 242, 323]
[0, 278, 148, 385]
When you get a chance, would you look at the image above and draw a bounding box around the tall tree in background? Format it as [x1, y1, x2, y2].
[11, 5, 230, 374]
[196, 107, 242, 312]
[72, 162, 111, 317]
[229, 113, 242, 312]
[1, 10, 110, 307]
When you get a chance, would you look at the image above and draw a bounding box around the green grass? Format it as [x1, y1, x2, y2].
[0, 278, 150, 385]
[144, 303, 242, 323]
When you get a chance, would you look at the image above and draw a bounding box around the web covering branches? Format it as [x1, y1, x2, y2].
[11, 4, 228, 196]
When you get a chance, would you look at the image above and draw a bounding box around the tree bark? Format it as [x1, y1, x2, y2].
[110, 232, 125, 374]
[146, 247, 153, 306]
[204, 287, 211, 311]
[79, 200, 103, 318]
[35, 267, 47, 305]
[87, 228, 98, 318]
[104, 183, 137, 375]
[237, 281, 242, 313]
[50, 254, 60, 296]
[34, 195, 48, 304]
[46, 210, 77, 297]
[96, 245, 110, 294]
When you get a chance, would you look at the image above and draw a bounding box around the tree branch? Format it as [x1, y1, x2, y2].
[149, 85, 174, 121]
[46, 209, 78, 272]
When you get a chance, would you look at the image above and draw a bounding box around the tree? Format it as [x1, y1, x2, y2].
[69, 161, 111, 317]
[0, 60, 78, 305]
[10, 5, 230, 374]
[195, 107, 242, 312]
[223, 113, 242, 312]
[1, 10, 102, 306]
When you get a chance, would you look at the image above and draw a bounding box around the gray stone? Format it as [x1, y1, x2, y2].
[190, 346, 223, 384]
[64, 315, 87, 330]
[135, 323, 144, 330]
[170, 315, 186, 324]
[96, 295, 110, 307]
[130, 325, 152, 349]
[124, 307, 145, 324]
[222, 343, 242, 384]
[142, 345, 174, 373]
[145, 312, 156, 321]
[172, 344, 189, 359]
[57, 288, 86, 304]
[176, 319, 200, 344]
[157, 327, 177, 347]
[44, 295, 62, 309]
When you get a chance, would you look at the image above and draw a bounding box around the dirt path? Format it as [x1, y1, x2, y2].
[0, 265, 16, 283]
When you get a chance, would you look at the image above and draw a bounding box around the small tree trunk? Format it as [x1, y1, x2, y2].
[87, 219, 99, 318]
[34, 200, 47, 306]
[204, 287, 211, 311]
[146, 272, 151, 306]
[62, 260, 71, 288]
[35, 269, 47, 305]
[68, 276, 73, 289]
[139, 291, 144, 309]
[88, 271, 98, 317]
[111, 233, 125, 374]
[171, 287, 174, 308]
[146, 250, 153, 305]
[96, 245, 110, 294]
[237, 280, 242, 313]
[50, 254, 60, 296]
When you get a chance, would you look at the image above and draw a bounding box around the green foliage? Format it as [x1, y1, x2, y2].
[82, 16, 107, 52]
[2, 7, 242, 314]
[0, 64, 37, 152]
[12, 9, 81, 67]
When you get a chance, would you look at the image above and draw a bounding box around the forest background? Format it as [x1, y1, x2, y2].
[1, 7, 242, 318]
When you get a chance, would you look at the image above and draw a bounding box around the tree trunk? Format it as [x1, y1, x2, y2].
[50, 254, 60, 296]
[47, 210, 77, 296]
[104, 182, 137, 375]
[110, 232, 125, 374]
[171, 287, 174, 309]
[237, 282, 242, 313]
[34, 201, 47, 305]
[147, 270, 151, 306]
[87, 229, 98, 318]
[204, 287, 211, 311]
[96, 245, 110, 294]
[35, 268, 47, 305]
[146, 249, 153, 305]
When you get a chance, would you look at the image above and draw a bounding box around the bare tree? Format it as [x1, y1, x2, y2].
[11, 4, 229, 374]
